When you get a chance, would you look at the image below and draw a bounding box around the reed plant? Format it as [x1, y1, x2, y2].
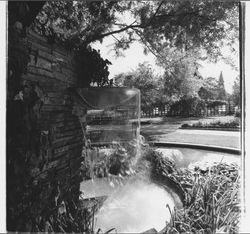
[163, 163, 240, 234]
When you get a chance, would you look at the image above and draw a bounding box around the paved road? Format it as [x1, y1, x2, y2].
[141, 117, 241, 149]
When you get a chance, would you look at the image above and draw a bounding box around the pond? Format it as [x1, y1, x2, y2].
[80, 147, 240, 233]
[80, 176, 176, 233]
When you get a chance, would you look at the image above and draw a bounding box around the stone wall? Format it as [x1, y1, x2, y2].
[23, 30, 84, 174]
[7, 26, 87, 231]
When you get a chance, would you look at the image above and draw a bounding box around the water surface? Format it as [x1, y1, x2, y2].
[81, 176, 175, 233]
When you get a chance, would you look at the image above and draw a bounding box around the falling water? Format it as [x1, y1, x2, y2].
[78, 87, 178, 232]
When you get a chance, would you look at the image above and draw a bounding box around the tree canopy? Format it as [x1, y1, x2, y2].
[231, 76, 240, 106]
[33, 0, 238, 58]
[114, 63, 166, 110]
[156, 48, 203, 101]
[31, 1, 239, 88]
[75, 46, 112, 87]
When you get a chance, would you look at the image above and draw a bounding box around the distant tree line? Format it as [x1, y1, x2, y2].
[114, 63, 240, 116]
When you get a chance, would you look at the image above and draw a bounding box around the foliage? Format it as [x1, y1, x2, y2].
[131, 1, 238, 62]
[114, 62, 166, 110]
[199, 73, 228, 102]
[32, 1, 122, 47]
[31, 1, 114, 87]
[170, 98, 229, 117]
[84, 142, 138, 179]
[231, 76, 240, 106]
[169, 97, 206, 116]
[32, 1, 238, 61]
[145, 149, 240, 234]
[31, 1, 239, 90]
[159, 50, 203, 102]
[181, 117, 240, 129]
[75, 46, 112, 87]
[235, 110, 241, 118]
[163, 163, 240, 233]
[39, 197, 96, 233]
[205, 99, 227, 106]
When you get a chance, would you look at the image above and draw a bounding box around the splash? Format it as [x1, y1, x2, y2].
[94, 178, 175, 233]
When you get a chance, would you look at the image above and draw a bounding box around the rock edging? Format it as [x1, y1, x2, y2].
[180, 126, 240, 131]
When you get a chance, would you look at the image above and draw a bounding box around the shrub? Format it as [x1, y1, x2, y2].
[181, 118, 240, 129]
[235, 111, 241, 118]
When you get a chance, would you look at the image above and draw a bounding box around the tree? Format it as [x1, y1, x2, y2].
[114, 63, 166, 110]
[75, 46, 112, 87]
[32, 1, 121, 47]
[169, 96, 206, 116]
[231, 76, 240, 106]
[32, 0, 238, 60]
[31, 1, 239, 89]
[158, 49, 203, 102]
[217, 71, 227, 100]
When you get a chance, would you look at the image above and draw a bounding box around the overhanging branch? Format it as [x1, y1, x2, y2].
[83, 5, 218, 45]
[83, 1, 164, 44]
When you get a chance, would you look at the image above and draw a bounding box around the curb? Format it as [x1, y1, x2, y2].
[179, 127, 240, 131]
[149, 141, 241, 155]
[87, 141, 241, 155]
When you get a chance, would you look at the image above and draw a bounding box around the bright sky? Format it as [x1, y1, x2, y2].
[92, 37, 239, 94]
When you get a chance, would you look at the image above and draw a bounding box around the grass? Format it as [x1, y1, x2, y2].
[181, 117, 240, 129]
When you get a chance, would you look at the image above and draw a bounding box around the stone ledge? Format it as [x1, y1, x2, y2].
[180, 126, 240, 131]
[150, 141, 241, 155]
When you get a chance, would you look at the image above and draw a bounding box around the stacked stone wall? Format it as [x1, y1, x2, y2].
[7, 26, 86, 231]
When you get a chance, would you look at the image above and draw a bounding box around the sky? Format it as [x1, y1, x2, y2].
[92, 37, 239, 94]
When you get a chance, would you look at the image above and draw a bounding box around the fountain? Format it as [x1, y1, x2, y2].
[71, 86, 240, 233]
[72, 87, 179, 233]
